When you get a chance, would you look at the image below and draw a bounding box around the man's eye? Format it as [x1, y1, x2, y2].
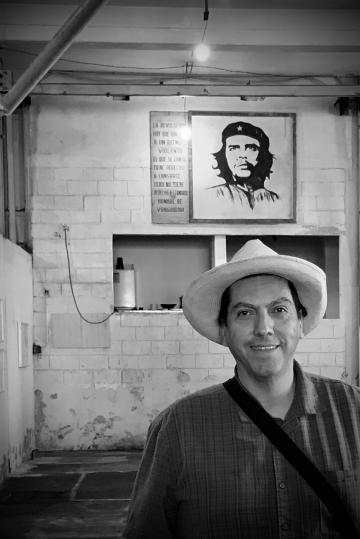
[247, 145, 259, 152]
[274, 306, 287, 313]
[237, 310, 251, 317]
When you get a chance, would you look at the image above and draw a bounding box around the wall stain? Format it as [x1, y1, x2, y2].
[34, 389, 46, 447]
[130, 386, 144, 403]
[22, 428, 34, 459]
[147, 409, 160, 421]
[122, 431, 145, 450]
[57, 425, 73, 440]
[94, 415, 106, 424]
[79, 415, 138, 450]
[177, 371, 190, 384]
[7, 428, 34, 474]
[81, 416, 114, 439]
[50, 393, 58, 399]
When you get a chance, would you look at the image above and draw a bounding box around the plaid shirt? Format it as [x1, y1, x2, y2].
[124, 362, 360, 538]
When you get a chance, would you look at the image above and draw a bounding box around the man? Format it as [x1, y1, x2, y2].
[210, 121, 279, 209]
[124, 239, 360, 538]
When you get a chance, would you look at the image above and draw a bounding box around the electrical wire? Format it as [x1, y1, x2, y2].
[1, 44, 347, 80]
[63, 226, 116, 324]
[0, 45, 186, 71]
[201, 18, 208, 44]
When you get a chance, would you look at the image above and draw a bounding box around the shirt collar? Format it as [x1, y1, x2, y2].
[232, 360, 326, 422]
[290, 360, 327, 416]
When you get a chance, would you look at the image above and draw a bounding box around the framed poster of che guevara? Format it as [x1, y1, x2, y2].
[189, 112, 296, 223]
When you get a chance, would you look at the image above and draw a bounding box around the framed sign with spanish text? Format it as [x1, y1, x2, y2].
[190, 112, 296, 223]
[150, 111, 190, 224]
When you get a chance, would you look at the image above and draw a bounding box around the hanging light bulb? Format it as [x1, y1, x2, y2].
[193, 42, 210, 62]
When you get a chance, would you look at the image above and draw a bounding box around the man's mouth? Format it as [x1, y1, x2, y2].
[250, 345, 279, 351]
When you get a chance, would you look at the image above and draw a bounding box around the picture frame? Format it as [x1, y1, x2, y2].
[189, 112, 296, 223]
[150, 111, 190, 224]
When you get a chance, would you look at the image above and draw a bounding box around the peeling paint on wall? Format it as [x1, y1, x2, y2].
[9, 428, 35, 473]
[57, 425, 73, 440]
[81, 415, 118, 449]
[22, 428, 34, 459]
[34, 389, 47, 447]
[130, 386, 144, 403]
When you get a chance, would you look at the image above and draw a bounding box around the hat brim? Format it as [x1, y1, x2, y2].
[183, 255, 327, 344]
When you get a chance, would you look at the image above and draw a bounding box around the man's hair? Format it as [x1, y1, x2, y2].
[212, 121, 274, 189]
[218, 275, 307, 327]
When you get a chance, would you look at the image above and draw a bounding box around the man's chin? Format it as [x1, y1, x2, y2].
[249, 356, 288, 378]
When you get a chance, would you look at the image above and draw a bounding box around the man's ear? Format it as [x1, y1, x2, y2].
[219, 325, 228, 346]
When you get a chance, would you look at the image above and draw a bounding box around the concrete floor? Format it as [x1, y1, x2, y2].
[0, 450, 142, 538]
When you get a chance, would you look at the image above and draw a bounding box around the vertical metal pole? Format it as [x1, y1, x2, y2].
[340, 99, 359, 386]
[0, 118, 6, 235]
[349, 103, 360, 386]
[5, 116, 16, 242]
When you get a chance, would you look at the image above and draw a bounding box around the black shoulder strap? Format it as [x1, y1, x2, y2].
[223, 377, 360, 539]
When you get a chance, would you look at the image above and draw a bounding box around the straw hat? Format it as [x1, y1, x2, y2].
[182, 239, 327, 344]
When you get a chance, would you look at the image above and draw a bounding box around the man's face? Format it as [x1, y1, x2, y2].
[220, 275, 303, 383]
[225, 134, 260, 179]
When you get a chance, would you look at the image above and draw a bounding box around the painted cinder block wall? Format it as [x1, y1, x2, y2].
[0, 236, 34, 482]
[30, 95, 357, 450]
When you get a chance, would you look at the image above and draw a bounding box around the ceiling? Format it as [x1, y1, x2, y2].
[0, 0, 360, 101]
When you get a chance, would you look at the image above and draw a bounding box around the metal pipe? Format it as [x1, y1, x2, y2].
[26, 83, 360, 98]
[0, 0, 109, 116]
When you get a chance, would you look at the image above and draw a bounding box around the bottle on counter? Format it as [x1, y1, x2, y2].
[113, 257, 136, 310]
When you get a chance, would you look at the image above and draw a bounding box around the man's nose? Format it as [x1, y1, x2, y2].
[254, 311, 274, 336]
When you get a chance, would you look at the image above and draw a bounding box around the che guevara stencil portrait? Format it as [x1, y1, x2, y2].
[189, 112, 296, 222]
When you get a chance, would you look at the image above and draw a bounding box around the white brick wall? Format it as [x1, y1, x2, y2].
[30, 95, 355, 451]
[98, 181, 127, 196]
[113, 195, 144, 210]
[67, 181, 98, 195]
[298, 165, 347, 228]
[83, 167, 114, 181]
[35, 309, 347, 448]
[136, 327, 165, 340]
